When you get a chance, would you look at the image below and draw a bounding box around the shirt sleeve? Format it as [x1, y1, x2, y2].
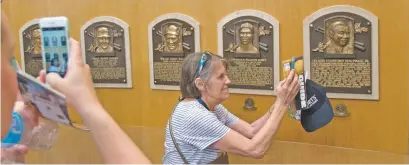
[215, 104, 239, 127]
[181, 109, 230, 150]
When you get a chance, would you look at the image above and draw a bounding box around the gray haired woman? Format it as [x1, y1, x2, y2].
[163, 51, 301, 164]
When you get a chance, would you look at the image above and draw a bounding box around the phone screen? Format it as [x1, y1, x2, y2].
[17, 71, 72, 126]
[41, 27, 68, 77]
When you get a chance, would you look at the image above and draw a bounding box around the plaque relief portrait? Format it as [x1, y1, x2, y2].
[149, 13, 200, 90]
[304, 5, 379, 100]
[153, 21, 193, 57]
[81, 16, 132, 88]
[19, 19, 44, 78]
[312, 15, 368, 58]
[235, 22, 259, 54]
[225, 19, 272, 59]
[156, 23, 184, 53]
[218, 10, 279, 96]
[324, 17, 354, 54]
[25, 28, 42, 55]
[86, 25, 122, 55]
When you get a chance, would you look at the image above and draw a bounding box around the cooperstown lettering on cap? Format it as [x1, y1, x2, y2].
[307, 94, 318, 108]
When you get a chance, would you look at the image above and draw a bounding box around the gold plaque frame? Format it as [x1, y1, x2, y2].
[80, 16, 132, 88]
[19, 19, 42, 77]
[303, 5, 379, 100]
[148, 13, 201, 91]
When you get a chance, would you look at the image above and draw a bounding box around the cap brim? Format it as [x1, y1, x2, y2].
[301, 97, 333, 132]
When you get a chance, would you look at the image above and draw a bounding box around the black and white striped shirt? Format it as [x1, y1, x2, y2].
[163, 101, 239, 164]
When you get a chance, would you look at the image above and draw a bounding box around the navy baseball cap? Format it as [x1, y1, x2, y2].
[300, 79, 334, 132]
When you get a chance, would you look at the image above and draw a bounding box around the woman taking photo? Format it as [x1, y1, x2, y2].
[163, 51, 301, 164]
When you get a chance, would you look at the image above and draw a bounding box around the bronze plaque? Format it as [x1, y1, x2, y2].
[149, 14, 200, 90]
[19, 20, 43, 77]
[304, 6, 379, 100]
[81, 16, 132, 88]
[220, 11, 277, 93]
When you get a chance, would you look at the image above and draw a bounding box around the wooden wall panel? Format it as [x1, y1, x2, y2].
[3, 0, 409, 155]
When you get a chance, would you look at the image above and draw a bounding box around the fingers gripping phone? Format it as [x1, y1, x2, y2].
[39, 16, 70, 78]
[282, 56, 307, 121]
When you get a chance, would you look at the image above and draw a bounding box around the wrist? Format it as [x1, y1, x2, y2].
[268, 104, 275, 114]
[275, 97, 285, 105]
[76, 102, 112, 129]
[72, 94, 100, 108]
[268, 101, 285, 113]
[274, 100, 287, 108]
[73, 99, 104, 117]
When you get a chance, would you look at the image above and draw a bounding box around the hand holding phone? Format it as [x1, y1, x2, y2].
[39, 16, 70, 78]
[281, 56, 306, 121]
[45, 38, 100, 113]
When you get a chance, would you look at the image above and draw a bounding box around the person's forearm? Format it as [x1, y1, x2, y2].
[250, 104, 276, 134]
[248, 103, 286, 156]
[76, 102, 151, 164]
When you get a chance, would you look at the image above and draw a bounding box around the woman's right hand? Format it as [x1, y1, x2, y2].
[276, 70, 300, 106]
[45, 38, 100, 110]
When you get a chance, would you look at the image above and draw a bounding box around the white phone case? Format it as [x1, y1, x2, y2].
[39, 16, 70, 78]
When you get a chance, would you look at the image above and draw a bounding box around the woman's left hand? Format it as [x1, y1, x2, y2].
[14, 70, 47, 126]
[2, 102, 40, 163]
[13, 101, 40, 130]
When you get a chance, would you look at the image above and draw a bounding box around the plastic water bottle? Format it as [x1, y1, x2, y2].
[28, 117, 59, 150]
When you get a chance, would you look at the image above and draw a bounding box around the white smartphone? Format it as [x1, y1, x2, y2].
[39, 16, 70, 78]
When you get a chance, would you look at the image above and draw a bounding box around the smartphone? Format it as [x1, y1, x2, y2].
[290, 57, 295, 70]
[39, 16, 70, 78]
[16, 71, 72, 126]
[282, 57, 301, 79]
